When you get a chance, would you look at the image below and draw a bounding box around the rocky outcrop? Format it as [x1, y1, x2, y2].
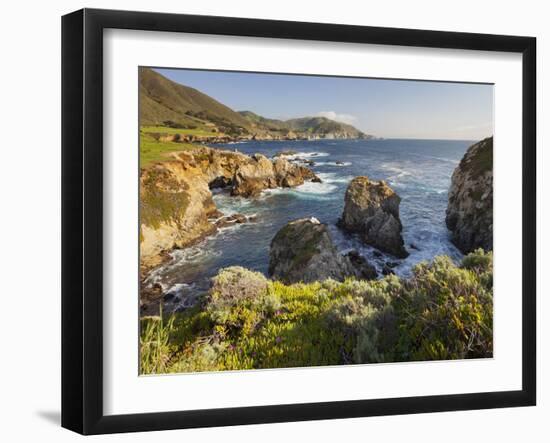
[446, 137, 493, 253]
[140, 146, 319, 270]
[345, 250, 378, 280]
[232, 154, 320, 197]
[268, 218, 376, 284]
[339, 177, 408, 258]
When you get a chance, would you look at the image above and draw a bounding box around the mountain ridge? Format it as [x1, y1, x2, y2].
[139, 68, 373, 140]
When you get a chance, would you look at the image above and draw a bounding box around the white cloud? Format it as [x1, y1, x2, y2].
[316, 111, 357, 125]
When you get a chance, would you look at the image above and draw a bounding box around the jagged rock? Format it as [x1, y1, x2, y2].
[345, 250, 377, 280]
[268, 218, 376, 284]
[209, 176, 232, 189]
[232, 154, 277, 197]
[140, 146, 320, 271]
[140, 162, 219, 271]
[273, 150, 298, 157]
[446, 137, 493, 253]
[215, 213, 249, 228]
[232, 155, 320, 197]
[339, 176, 408, 258]
[274, 157, 319, 187]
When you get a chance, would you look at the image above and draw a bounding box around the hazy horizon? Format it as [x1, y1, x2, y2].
[154, 68, 494, 141]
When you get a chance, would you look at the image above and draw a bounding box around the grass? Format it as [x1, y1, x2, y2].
[140, 306, 176, 374]
[140, 250, 493, 374]
[139, 131, 196, 167]
[142, 125, 221, 137]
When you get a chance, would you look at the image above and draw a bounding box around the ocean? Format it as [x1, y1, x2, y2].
[144, 138, 472, 310]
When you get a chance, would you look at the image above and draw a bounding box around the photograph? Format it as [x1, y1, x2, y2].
[138, 66, 494, 375]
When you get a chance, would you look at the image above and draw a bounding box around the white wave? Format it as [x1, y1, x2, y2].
[317, 172, 353, 184]
[386, 168, 413, 179]
[294, 181, 337, 194]
[261, 180, 337, 197]
[144, 242, 221, 288]
[274, 151, 329, 161]
[212, 194, 256, 214]
[163, 283, 190, 299]
[315, 161, 352, 167]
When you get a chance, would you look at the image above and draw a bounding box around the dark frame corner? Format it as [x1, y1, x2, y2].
[62, 8, 536, 435]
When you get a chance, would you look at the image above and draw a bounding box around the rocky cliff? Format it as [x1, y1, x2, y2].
[140, 147, 320, 270]
[446, 137, 493, 253]
[339, 177, 408, 258]
[268, 218, 376, 284]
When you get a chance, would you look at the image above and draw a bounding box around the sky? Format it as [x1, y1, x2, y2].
[155, 68, 494, 140]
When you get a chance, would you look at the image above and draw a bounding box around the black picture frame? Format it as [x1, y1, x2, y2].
[62, 8, 537, 435]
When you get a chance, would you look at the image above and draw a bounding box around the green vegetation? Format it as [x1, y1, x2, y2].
[139, 67, 369, 138]
[139, 131, 196, 167]
[285, 116, 363, 137]
[463, 136, 493, 179]
[140, 67, 251, 130]
[140, 250, 493, 374]
[140, 167, 190, 229]
[140, 307, 176, 374]
[142, 125, 220, 137]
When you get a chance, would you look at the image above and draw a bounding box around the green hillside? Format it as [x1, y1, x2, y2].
[139, 67, 251, 135]
[285, 116, 365, 137]
[139, 67, 372, 139]
[237, 111, 288, 132]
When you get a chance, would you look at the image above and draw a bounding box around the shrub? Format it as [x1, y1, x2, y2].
[163, 120, 186, 129]
[325, 276, 401, 363]
[210, 267, 268, 301]
[139, 251, 493, 373]
[391, 252, 493, 361]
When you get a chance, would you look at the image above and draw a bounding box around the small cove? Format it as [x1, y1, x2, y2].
[144, 138, 470, 312]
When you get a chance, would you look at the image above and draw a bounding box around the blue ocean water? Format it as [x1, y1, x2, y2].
[145, 138, 472, 307]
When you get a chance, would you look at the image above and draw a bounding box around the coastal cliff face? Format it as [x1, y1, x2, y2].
[268, 218, 376, 284]
[140, 147, 320, 270]
[446, 137, 493, 253]
[339, 177, 408, 258]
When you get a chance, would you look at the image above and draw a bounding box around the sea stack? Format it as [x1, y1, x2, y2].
[446, 137, 493, 253]
[268, 218, 376, 284]
[339, 176, 408, 258]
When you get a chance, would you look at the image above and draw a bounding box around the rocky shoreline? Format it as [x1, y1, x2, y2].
[140, 145, 321, 273]
[153, 132, 372, 146]
[141, 137, 494, 314]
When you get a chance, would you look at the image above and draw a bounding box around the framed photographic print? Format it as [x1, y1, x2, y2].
[61, 8, 536, 435]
